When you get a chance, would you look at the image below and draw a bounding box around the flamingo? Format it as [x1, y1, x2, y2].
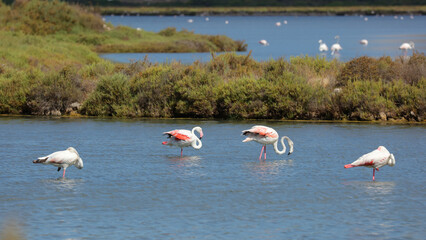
[162, 126, 203, 156]
[331, 36, 342, 55]
[275, 22, 281, 27]
[344, 146, 395, 181]
[318, 40, 328, 52]
[259, 39, 269, 46]
[33, 147, 83, 178]
[242, 125, 294, 160]
[360, 39, 368, 46]
[399, 41, 414, 56]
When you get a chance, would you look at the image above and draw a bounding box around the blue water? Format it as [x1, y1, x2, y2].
[1, 117, 425, 239]
[101, 15, 426, 63]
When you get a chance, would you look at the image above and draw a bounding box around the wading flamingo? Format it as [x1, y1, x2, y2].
[259, 39, 269, 46]
[162, 127, 203, 156]
[331, 35, 342, 55]
[360, 39, 368, 46]
[344, 146, 395, 181]
[242, 125, 294, 160]
[399, 41, 414, 56]
[33, 147, 83, 178]
[318, 40, 328, 52]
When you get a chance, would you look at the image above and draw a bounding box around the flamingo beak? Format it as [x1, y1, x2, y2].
[199, 132, 203, 139]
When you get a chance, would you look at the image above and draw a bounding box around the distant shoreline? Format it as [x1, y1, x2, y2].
[98, 6, 426, 16]
[1, 114, 424, 124]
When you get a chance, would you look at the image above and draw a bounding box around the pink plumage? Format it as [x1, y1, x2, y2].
[162, 126, 203, 156]
[344, 146, 395, 181]
[242, 125, 294, 160]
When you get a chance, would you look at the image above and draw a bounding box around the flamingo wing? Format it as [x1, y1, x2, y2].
[243, 126, 278, 138]
[164, 130, 191, 141]
[345, 147, 389, 168]
[45, 150, 78, 165]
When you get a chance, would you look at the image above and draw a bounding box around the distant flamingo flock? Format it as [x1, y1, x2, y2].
[253, 19, 415, 57]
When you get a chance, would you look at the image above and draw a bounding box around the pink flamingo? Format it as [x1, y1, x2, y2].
[33, 147, 83, 178]
[162, 127, 203, 156]
[344, 146, 395, 181]
[242, 125, 294, 160]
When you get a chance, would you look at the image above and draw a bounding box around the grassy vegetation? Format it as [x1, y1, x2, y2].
[0, 0, 424, 122]
[0, 0, 247, 53]
[99, 6, 426, 16]
[77, 53, 424, 121]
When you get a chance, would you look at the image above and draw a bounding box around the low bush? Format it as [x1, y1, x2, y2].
[80, 73, 134, 117]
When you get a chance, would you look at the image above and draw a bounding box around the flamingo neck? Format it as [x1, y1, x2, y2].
[273, 136, 294, 155]
[273, 137, 287, 155]
[192, 138, 202, 149]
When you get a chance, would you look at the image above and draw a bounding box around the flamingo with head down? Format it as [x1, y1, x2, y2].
[162, 126, 203, 156]
[242, 125, 294, 160]
[344, 146, 395, 181]
[33, 147, 83, 178]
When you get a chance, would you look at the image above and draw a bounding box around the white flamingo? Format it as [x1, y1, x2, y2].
[242, 125, 294, 160]
[162, 127, 203, 156]
[259, 39, 269, 46]
[360, 39, 368, 46]
[344, 146, 395, 181]
[33, 147, 83, 178]
[331, 36, 342, 55]
[275, 22, 281, 27]
[318, 40, 328, 52]
[399, 41, 414, 56]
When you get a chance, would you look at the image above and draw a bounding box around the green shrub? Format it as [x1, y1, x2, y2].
[1, 0, 104, 35]
[158, 27, 177, 37]
[217, 77, 267, 119]
[129, 65, 176, 117]
[336, 56, 380, 87]
[400, 52, 426, 85]
[173, 66, 219, 117]
[80, 73, 133, 117]
[0, 69, 32, 114]
[23, 66, 85, 115]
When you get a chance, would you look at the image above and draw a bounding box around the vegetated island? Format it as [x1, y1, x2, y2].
[98, 6, 426, 17]
[0, 0, 425, 122]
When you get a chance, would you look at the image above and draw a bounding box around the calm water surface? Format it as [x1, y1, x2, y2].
[101, 15, 426, 63]
[0, 117, 425, 239]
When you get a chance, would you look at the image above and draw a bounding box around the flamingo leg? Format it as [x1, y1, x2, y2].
[259, 146, 264, 160]
[264, 146, 266, 160]
[181, 148, 183, 157]
[373, 168, 375, 181]
[62, 168, 66, 178]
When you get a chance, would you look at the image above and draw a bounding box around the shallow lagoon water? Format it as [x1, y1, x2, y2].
[0, 117, 425, 239]
[101, 15, 426, 63]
